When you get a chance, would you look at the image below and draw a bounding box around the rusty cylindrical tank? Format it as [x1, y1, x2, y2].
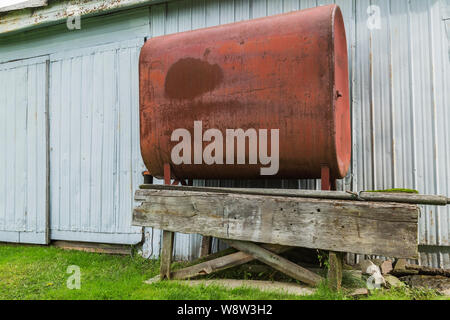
[139, 4, 351, 180]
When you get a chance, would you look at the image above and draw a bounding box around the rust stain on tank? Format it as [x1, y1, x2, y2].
[164, 58, 223, 100]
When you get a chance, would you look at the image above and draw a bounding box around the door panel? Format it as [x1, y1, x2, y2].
[49, 40, 144, 244]
[0, 56, 49, 244]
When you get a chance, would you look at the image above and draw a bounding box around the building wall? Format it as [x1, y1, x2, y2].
[0, 0, 449, 267]
[0, 8, 151, 245]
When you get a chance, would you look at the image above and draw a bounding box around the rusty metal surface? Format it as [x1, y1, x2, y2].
[139, 4, 351, 180]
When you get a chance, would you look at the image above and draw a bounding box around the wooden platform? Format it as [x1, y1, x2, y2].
[133, 184, 420, 289]
[133, 186, 419, 259]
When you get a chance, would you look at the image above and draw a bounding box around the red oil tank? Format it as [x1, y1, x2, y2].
[139, 4, 351, 180]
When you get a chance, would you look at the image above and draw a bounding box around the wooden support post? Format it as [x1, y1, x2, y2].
[321, 165, 343, 291]
[200, 236, 212, 257]
[225, 240, 323, 286]
[160, 230, 175, 280]
[160, 163, 175, 280]
[327, 252, 344, 291]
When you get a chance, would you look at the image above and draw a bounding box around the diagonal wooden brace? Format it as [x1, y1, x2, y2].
[148, 244, 290, 283]
[225, 239, 323, 287]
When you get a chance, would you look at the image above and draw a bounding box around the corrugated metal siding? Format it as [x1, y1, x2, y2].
[0, 56, 49, 244]
[48, 40, 144, 244]
[144, 0, 450, 266]
[352, 0, 450, 268]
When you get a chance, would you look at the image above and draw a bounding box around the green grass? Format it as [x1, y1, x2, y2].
[362, 286, 444, 300]
[0, 244, 326, 300]
[0, 244, 446, 300]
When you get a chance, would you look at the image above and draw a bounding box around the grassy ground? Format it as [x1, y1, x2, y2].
[0, 244, 446, 300]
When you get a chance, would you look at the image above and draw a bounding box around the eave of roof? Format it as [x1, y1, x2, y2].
[0, 0, 48, 13]
[0, 0, 165, 36]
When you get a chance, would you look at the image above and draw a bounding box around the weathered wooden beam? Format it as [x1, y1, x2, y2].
[160, 230, 174, 280]
[359, 192, 450, 206]
[405, 264, 450, 277]
[138, 185, 450, 206]
[133, 189, 419, 258]
[52, 241, 131, 255]
[137, 184, 351, 200]
[225, 240, 323, 286]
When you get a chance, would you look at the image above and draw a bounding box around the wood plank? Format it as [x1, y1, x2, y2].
[225, 240, 323, 286]
[133, 189, 419, 258]
[359, 192, 450, 206]
[160, 230, 174, 280]
[137, 184, 352, 200]
[138, 185, 450, 206]
[405, 264, 450, 277]
[52, 241, 131, 255]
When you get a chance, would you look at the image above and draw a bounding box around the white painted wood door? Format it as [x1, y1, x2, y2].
[0, 56, 49, 244]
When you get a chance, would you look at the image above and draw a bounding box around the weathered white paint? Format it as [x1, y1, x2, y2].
[0, 0, 47, 13]
[0, 56, 49, 244]
[0, 7, 150, 64]
[0, 0, 160, 35]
